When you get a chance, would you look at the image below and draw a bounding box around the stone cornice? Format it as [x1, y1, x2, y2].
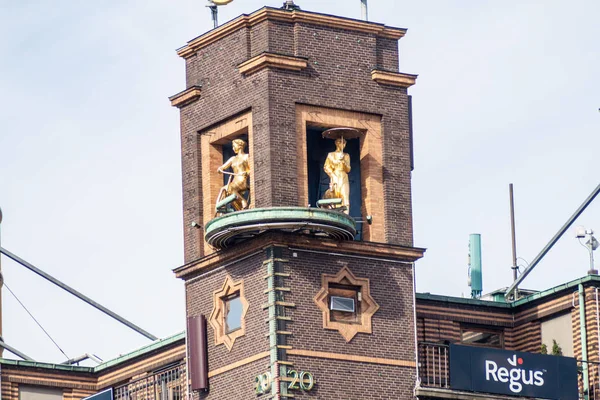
[169, 86, 202, 108]
[371, 70, 417, 88]
[174, 231, 425, 280]
[177, 7, 407, 58]
[237, 52, 308, 76]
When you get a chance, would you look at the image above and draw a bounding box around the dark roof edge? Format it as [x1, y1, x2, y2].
[0, 331, 185, 374]
[417, 275, 600, 309]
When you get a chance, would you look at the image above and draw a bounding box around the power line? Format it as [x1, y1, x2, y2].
[4, 282, 70, 360]
[0, 246, 158, 341]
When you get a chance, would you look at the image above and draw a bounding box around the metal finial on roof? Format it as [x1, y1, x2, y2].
[361, 0, 368, 21]
[282, 1, 301, 11]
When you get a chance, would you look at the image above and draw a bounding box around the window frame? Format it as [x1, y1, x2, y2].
[223, 292, 243, 334]
[460, 325, 504, 348]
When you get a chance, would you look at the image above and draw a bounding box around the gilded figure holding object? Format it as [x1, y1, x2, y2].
[216, 139, 250, 211]
[323, 137, 351, 213]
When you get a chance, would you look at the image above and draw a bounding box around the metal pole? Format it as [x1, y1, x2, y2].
[590, 238, 595, 272]
[509, 184, 519, 300]
[360, 0, 368, 21]
[505, 182, 600, 299]
[0, 207, 3, 358]
[0, 246, 158, 341]
[209, 4, 218, 28]
[580, 283, 590, 400]
[509, 184, 518, 281]
[0, 340, 33, 361]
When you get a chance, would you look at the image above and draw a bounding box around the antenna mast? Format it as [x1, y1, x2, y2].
[361, 0, 368, 21]
[208, 3, 218, 29]
[207, 0, 234, 29]
[505, 182, 600, 300]
[509, 184, 519, 299]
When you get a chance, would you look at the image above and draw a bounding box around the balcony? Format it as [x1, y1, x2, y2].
[113, 362, 186, 400]
[417, 342, 589, 400]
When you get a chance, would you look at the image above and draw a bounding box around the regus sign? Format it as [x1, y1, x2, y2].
[485, 354, 544, 393]
[449, 344, 577, 399]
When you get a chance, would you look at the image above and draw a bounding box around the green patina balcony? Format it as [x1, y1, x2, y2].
[205, 207, 357, 249]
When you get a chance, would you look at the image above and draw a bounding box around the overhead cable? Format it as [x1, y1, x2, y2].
[4, 282, 70, 360]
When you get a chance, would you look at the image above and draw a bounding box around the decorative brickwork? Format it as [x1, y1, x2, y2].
[371, 70, 417, 88]
[314, 266, 380, 342]
[209, 275, 249, 351]
[237, 53, 308, 76]
[169, 86, 202, 108]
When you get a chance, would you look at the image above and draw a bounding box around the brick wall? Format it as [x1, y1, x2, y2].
[185, 251, 269, 372]
[284, 246, 415, 362]
[183, 236, 418, 399]
[287, 357, 415, 399]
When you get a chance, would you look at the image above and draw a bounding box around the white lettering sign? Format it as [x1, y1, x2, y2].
[484, 355, 545, 394]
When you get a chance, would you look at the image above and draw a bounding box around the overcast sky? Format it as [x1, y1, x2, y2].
[0, 0, 598, 363]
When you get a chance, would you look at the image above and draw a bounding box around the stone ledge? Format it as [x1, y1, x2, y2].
[371, 69, 417, 88]
[177, 7, 407, 58]
[169, 86, 201, 108]
[174, 230, 426, 280]
[237, 53, 308, 76]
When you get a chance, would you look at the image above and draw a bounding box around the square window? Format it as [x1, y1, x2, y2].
[224, 293, 243, 333]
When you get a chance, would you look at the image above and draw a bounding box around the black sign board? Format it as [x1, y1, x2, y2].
[449, 344, 578, 399]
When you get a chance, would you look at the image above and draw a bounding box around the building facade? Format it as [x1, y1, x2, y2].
[170, 5, 424, 399]
[1, 4, 595, 400]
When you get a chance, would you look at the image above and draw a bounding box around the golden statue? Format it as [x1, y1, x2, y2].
[323, 137, 351, 213]
[216, 139, 250, 212]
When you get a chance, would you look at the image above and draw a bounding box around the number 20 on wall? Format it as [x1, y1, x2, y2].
[254, 370, 314, 395]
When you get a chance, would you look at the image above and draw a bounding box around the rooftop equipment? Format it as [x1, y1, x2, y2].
[505, 182, 600, 300]
[468, 233, 482, 299]
[576, 226, 599, 275]
[361, 0, 368, 21]
[206, 0, 234, 29]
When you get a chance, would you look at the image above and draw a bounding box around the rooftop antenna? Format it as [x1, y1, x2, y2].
[509, 184, 519, 299]
[575, 226, 599, 275]
[361, 0, 368, 21]
[505, 182, 600, 300]
[207, 0, 233, 29]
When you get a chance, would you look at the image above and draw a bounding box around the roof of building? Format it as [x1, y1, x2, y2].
[417, 274, 600, 308]
[177, 6, 407, 58]
[0, 331, 185, 374]
[93, 331, 184, 372]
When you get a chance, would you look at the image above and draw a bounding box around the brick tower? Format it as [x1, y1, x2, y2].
[171, 4, 424, 399]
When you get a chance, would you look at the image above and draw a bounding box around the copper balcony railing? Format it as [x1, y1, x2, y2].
[418, 342, 449, 389]
[113, 362, 186, 400]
